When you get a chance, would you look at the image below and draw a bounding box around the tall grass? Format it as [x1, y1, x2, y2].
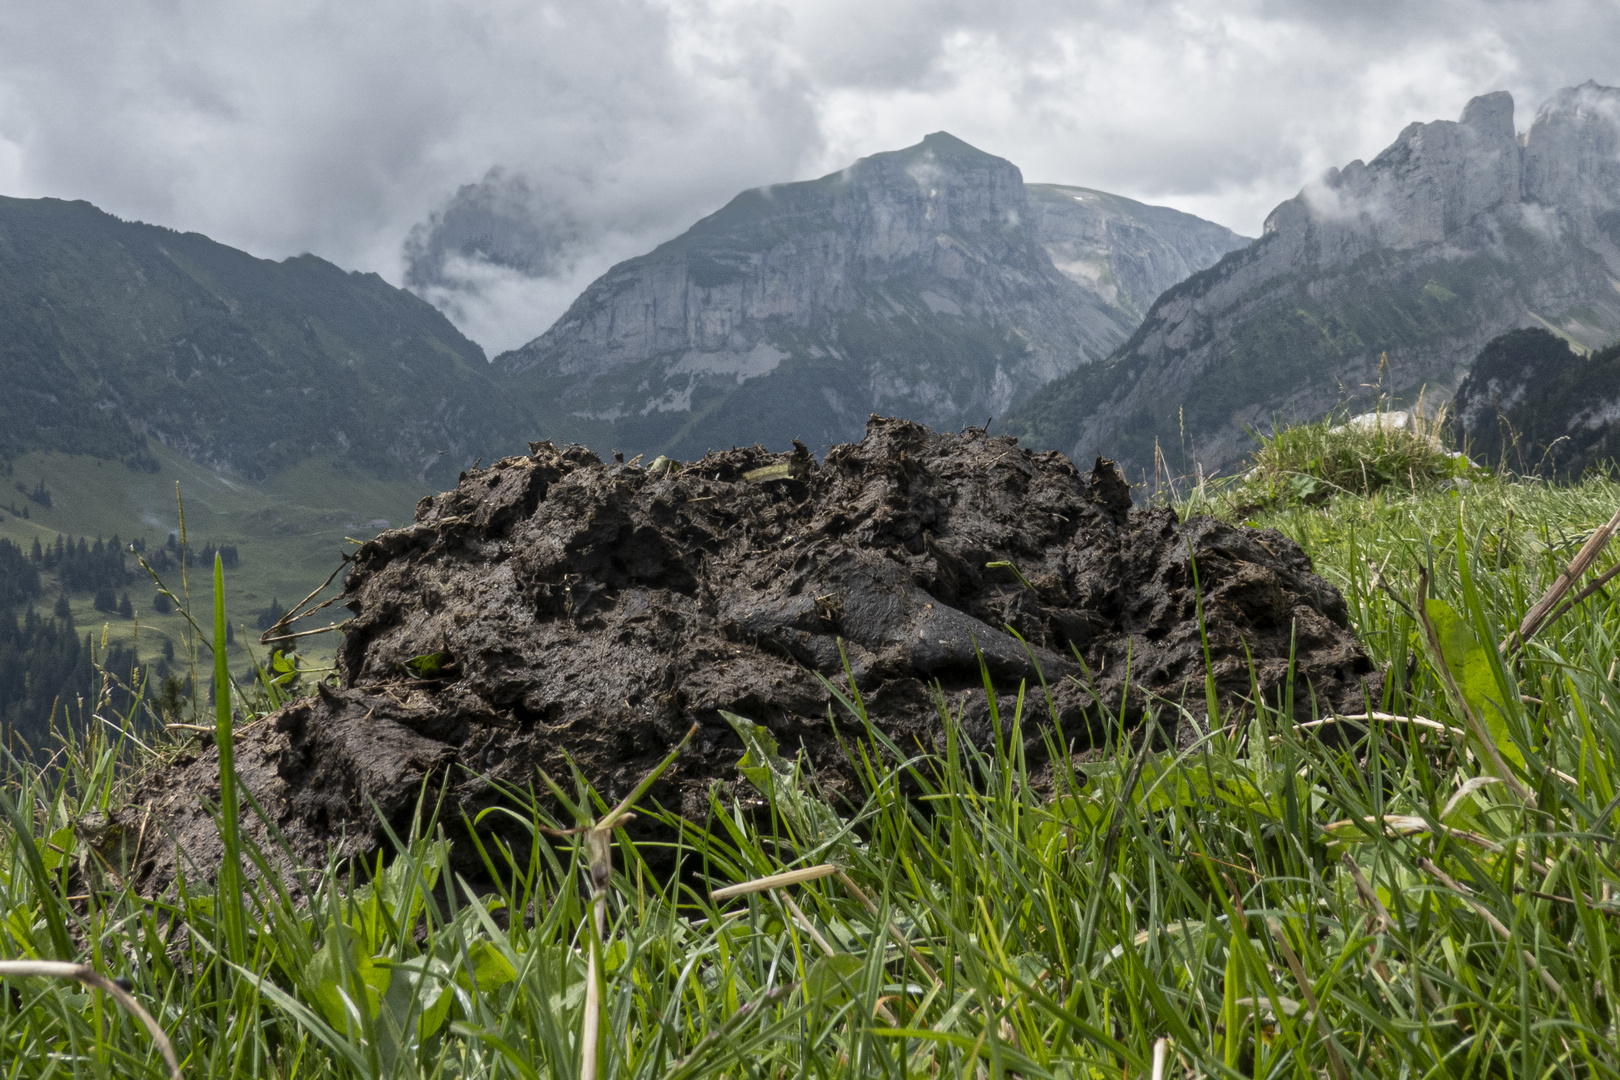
[2, 476, 1620, 1077]
[1184, 403, 1484, 515]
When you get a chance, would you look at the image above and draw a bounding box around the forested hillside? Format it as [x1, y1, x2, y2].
[0, 537, 144, 748]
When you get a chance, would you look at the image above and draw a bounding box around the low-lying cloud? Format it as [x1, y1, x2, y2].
[2, 0, 1617, 355]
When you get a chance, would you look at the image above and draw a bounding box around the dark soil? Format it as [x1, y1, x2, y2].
[121, 417, 1378, 889]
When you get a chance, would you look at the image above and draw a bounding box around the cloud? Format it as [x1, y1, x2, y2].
[2, 0, 1618, 354]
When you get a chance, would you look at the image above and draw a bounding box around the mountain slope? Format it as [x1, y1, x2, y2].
[0, 196, 529, 486]
[495, 133, 1246, 458]
[1007, 84, 1620, 480]
[1027, 184, 1248, 324]
[1452, 328, 1620, 477]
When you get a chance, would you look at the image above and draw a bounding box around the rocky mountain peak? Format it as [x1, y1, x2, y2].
[1027, 184, 1249, 322]
[1263, 90, 1522, 252]
[1008, 82, 1620, 482]
[1522, 81, 1620, 254]
[495, 133, 1243, 460]
[1460, 89, 1517, 140]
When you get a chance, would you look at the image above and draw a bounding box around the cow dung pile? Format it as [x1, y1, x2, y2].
[121, 417, 1378, 888]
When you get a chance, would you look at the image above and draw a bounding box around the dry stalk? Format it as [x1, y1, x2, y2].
[1150, 1036, 1170, 1080]
[1324, 815, 1543, 867]
[543, 724, 696, 1080]
[1505, 505, 1620, 654]
[258, 559, 349, 646]
[1296, 712, 1468, 737]
[581, 829, 609, 1080]
[1527, 559, 1620, 644]
[779, 891, 839, 960]
[1342, 854, 1391, 936]
[778, 892, 897, 1025]
[1418, 858, 1563, 997]
[1266, 920, 1350, 1080]
[713, 866, 917, 1022]
[0, 960, 181, 1080]
[710, 863, 839, 901]
[1341, 855, 1443, 1006]
[833, 869, 942, 988]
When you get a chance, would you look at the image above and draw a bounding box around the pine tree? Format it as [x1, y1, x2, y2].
[117, 593, 133, 619]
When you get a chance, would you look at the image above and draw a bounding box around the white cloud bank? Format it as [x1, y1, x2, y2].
[1, 0, 1616, 353]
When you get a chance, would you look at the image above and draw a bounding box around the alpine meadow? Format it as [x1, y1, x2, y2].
[4, 16, 1620, 1079]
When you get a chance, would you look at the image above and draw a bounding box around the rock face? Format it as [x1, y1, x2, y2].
[1452, 327, 1620, 477]
[124, 418, 1376, 885]
[495, 134, 1246, 460]
[1027, 184, 1251, 324]
[1008, 83, 1620, 482]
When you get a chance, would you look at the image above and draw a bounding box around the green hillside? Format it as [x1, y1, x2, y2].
[1452, 328, 1620, 477]
[0, 195, 530, 486]
[0, 440, 425, 647]
[0, 439, 430, 745]
[1005, 247, 1513, 476]
[0, 194, 544, 742]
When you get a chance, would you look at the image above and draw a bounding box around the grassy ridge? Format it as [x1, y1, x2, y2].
[0, 441, 426, 676]
[0, 194, 525, 487]
[3, 460, 1620, 1075]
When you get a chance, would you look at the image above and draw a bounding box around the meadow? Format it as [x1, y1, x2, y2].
[0, 442, 427, 677]
[3, 420, 1620, 1078]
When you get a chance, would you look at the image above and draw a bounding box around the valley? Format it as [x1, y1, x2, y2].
[0, 441, 426, 743]
[6, 82, 1620, 747]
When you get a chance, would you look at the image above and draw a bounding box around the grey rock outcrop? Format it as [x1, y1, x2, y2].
[1027, 185, 1248, 323]
[495, 133, 1246, 460]
[1008, 83, 1620, 481]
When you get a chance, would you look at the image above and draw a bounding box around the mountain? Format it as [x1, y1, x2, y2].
[494, 133, 1247, 458]
[0, 195, 528, 486]
[1452, 327, 1620, 478]
[1006, 83, 1620, 480]
[1025, 184, 1250, 324]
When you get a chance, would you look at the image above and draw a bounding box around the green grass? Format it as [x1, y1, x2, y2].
[0, 441, 427, 673]
[1182, 402, 1485, 516]
[5, 463, 1620, 1076]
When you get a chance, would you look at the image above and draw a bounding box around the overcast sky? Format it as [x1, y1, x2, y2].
[2, 0, 1617, 354]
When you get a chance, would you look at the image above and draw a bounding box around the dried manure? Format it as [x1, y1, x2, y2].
[124, 418, 1377, 886]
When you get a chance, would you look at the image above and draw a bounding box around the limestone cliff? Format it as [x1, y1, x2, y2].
[1007, 83, 1620, 481]
[496, 133, 1245, 458]
[1027, 184, 1249, 324]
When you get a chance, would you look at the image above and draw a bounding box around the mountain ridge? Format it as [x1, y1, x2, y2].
[1005, 83, 1620, 481]
[494, 132, 1247, 458]
[0, 195, 530, 487]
